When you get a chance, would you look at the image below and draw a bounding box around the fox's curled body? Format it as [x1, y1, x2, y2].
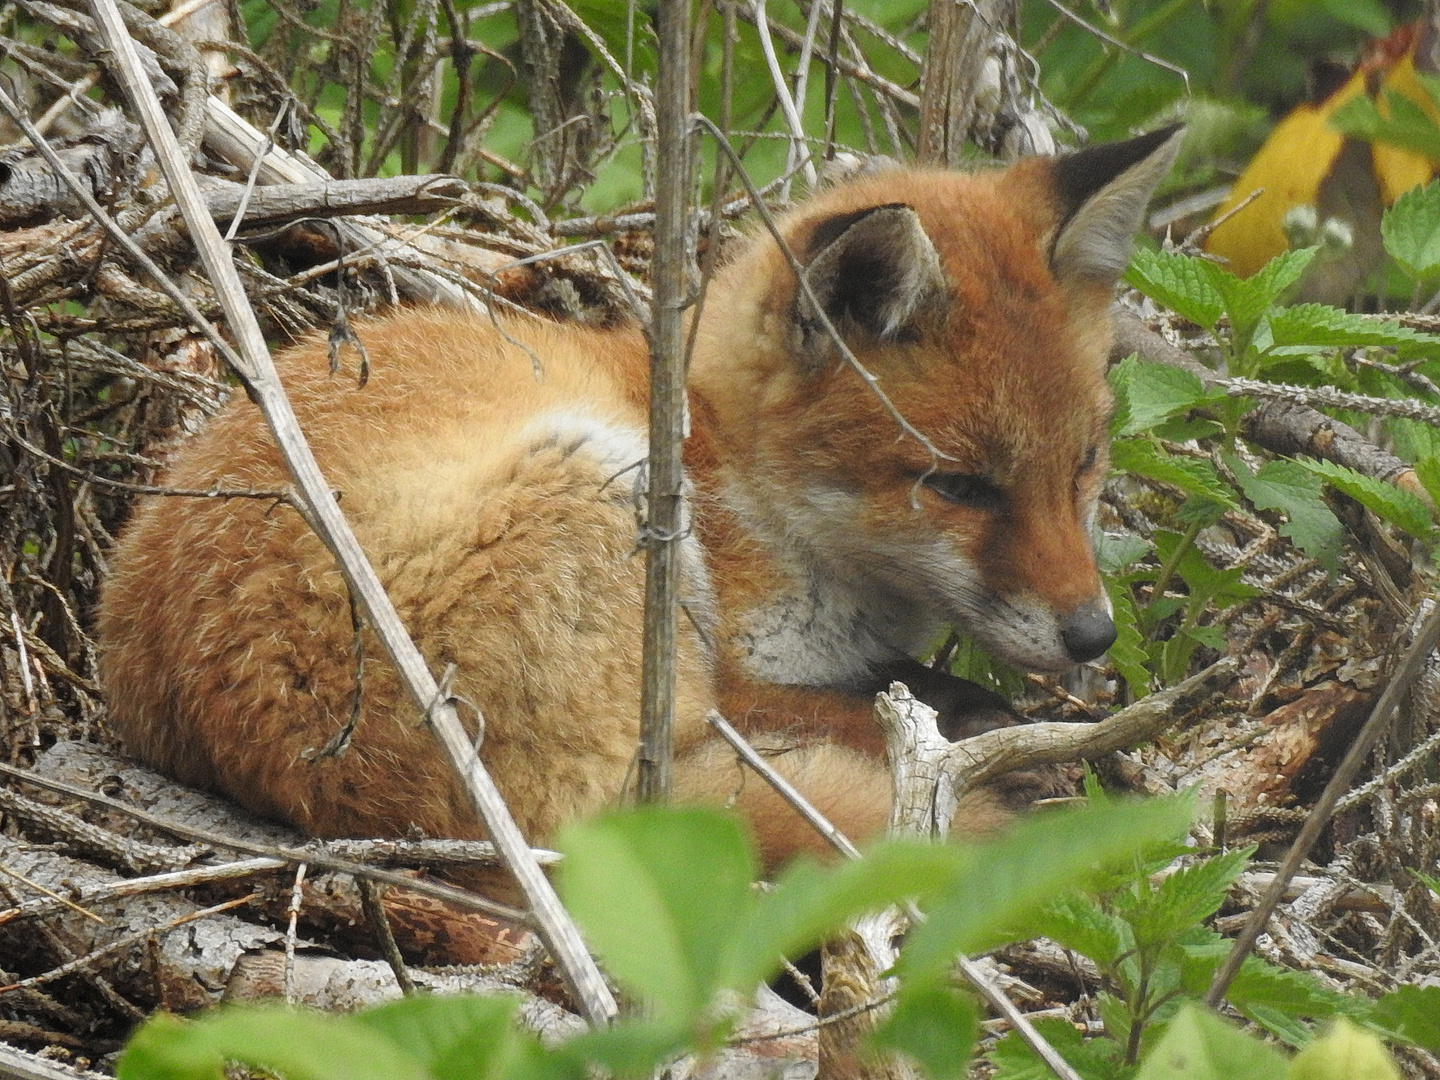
[98, 129, 1181, 869]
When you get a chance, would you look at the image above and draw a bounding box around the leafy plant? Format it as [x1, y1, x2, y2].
[116, 800, 1440, 1080]
[1110, 216, 1440, 694]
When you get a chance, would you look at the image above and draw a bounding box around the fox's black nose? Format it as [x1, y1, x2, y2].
[1061, 602, 1117, 663]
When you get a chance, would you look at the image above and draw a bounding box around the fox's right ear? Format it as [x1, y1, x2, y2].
[1049, 125, 1184, 285]
[793, 202, 947, 365]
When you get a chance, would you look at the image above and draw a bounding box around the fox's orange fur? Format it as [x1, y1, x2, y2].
[98, 129, 1181, 870]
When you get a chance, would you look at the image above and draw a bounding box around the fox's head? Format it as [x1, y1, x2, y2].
[692, 128, 1183, 674]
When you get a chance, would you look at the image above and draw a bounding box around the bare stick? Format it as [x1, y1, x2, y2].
[1205, 601, 1440, 1006]
[81, 2, 618, 1021]
[637, 0, 692, 804]
[0, 761, 532, 925]
[752, 0, 817, 192]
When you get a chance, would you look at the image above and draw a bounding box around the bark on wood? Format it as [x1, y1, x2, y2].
[917, 0, 1016, 166]
[1192, 681, 1375, 815]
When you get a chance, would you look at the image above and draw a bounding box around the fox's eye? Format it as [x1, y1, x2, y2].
[923, 471, 1002, 509]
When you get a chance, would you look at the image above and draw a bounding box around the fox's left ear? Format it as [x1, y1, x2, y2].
[1049, 125, 1184, 284]
[794, 202, 946, 364]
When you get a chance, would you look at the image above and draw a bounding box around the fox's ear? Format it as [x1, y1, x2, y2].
[1049, 125, 1184, 285]
[794, 203, 946, 362]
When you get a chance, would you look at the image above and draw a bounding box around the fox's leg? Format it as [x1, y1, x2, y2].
[716, 659, 1021, 758]
[673, 736, 1054, 868]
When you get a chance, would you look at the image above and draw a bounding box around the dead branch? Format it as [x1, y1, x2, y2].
[85, 0, 615, 1022]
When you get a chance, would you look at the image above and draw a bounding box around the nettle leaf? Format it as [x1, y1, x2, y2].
[987, 1017, 1131, 1080]
[895, 797, 1193, 985]
[1028, 894, 1131, 966]
[1204, 248, 1317, 346]
[1415, 455, 1440, 509]
[117, 1007, 430, 1080]
[1383, 180, 1440, 278]
[1268, 304, 1440, 353]
[556, 807, 755, 1023]
[1371, 984, 1440, 1051]
[1331, 88, 1440, 161]
[1097, 531, 1153, 575]
[871, 984, 979, 1080]
[1290, 1018, 1402, 1080]
[1126, 247, 1225, 330]
[1106, 585, 1153, 698]
[1122, 848, 1253, 950]
[727, 841, 959, 994]
[1110, 438, 1239, 510]
[1134, 1003, 1287, 1080]
[1294, 456, 1436, 542]
[1111, 356, 1211, 438]
[354, 995, 577, 1080]
[1225, 454, 1344, 570]
[1222, 955, 1361, 1046]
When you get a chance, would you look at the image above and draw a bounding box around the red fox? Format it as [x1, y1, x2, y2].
[97, 128, 1181, 869]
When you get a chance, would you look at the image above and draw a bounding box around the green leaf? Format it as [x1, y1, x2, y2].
[1330, 89, 1440, 162]
[727, 841, 959, 994]
[1110, 438, 1239, 510]
[559, 1019, 691, 1076]
[1135, 1003, 1287, 1080]
[1028, 894, 1132, 967]
[1293, 456, 1436, 542]
[1111, 356, 1210, 438]
[1371, 985, 1440, 1051]
[1268, 304, 1440, 352]
[1290, 1018, 1401, 1080]
[895, 797, 1193, 986]
[1125, 848, 1254, 949]
[556, 807, 755, 1023]
[352, 995, 576, 1080]
[1126, 247, 1226, 331]
[116, 1007, 429, 1080]
[1415, 455, 1440, 509]
[1097, 531, 1153, 575]
[1105, 585, 1153, 699]
[1382, 180, 1440, 278]
[1204, 248, 1317, 349]
[991, 1018, 1133, 1080]
[871, 984, 979, 1080]
[1225, 455, 1344, 571]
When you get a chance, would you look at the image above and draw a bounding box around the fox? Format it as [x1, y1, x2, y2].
[96, 127, 1182, 872]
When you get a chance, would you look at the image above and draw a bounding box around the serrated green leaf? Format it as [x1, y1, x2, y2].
[987, 1017, 1133, 1080]
[1268, 304, 1440, 351]
[1110, 438, 1239, 510]
[1126, 247, 1226, 331]
[1382, 180, 1440, 278]
[1106, 585, 1153, 698]
[1415, 456, 1440, 509]
[556, 807, 755, 1023]
[895, 798, 1193, 985]
[1371, 984, 1440, 1051]
[1111, 356, 1210, 437]
[871, 984, 979, 1080]
[1029, 894, 1132, 966]
[1135, 1003, 1288, 1080]
[1225, 455, 1344, 571]
[727, 841, 959, 994]
[1123, 849, 1253, 950]
[1098, 531, 1153, 575]
[1293, 456, 1436, 541]
[354, 995, 577, 1080]
[116, 1007, 429, 1080]
[1203, 248, 1317, 348]
[1290, 1018, 1400, 1080]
